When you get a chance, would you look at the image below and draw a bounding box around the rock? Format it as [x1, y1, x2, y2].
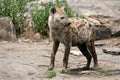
[0, 17, 16, 40]
[70, 50, 82, 56]
[89, 15, 120, 40]
[103, 47, 120, 55]
[108, 70, 120, 75]
[85, 16, 112, 40]
[33, 33, 41, 39]
[110, 19, 120, 37]
[94, 25, 112, 40]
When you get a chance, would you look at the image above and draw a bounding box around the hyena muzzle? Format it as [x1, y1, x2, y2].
[48, 7, 99, 71]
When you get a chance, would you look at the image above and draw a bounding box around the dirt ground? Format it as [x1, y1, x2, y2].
[0, 37, 120, 80]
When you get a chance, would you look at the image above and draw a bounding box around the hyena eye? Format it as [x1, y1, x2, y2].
[60, 16, 64, 19]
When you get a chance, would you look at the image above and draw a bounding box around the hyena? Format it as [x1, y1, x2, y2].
[48, 7, 99, 71]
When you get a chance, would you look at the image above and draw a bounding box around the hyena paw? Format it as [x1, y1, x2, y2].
[82, 66, 90, 70]
[94, 64, 100, 70]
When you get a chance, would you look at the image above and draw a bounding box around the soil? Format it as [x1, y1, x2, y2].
[0, 37, 120, 80]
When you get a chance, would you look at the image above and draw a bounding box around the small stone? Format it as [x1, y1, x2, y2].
[70, 50, 82, 56]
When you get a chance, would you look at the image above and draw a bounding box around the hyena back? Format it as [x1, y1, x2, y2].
[48, 7, 99, 71]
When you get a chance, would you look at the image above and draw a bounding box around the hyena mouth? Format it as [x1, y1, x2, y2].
[65, 22, 71, 27]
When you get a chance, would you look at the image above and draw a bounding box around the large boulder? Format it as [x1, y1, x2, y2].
[109, 19, 120, 37]
[0, 17, 16, 40]
[89, 15, 120, 39]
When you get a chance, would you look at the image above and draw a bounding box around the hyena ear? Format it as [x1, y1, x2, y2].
[49, 7, 57, 15]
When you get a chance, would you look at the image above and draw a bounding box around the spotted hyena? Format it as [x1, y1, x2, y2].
[48, 7, 99, 71]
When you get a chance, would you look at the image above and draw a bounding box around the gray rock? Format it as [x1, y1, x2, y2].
[94, 26, 111, 40]
[103, 47, 120, 55]
[85, 16, 112, 40]
[108, 70, 120, 75]
[89, 15, 120, 40]
[110, 19, 120, 37]
[94, 25, 112, 40]
[0, 17, 16, 40]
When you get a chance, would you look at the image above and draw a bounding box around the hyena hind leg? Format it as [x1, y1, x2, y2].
[87, 41, 99, 69]
[78, 43, 92, 70]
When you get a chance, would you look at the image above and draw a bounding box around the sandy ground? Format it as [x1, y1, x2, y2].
[0, 38, 120, 80]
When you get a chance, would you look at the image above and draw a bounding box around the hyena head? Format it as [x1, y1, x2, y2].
[49, 7, 71, 28]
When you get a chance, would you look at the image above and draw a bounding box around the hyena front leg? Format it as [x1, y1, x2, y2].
[62, 45, 70, 72]
[48, 40, 60, 70]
